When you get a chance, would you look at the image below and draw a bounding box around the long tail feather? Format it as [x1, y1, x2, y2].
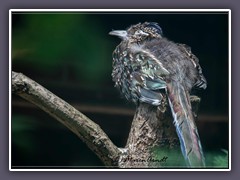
[167, 82, 205, 167]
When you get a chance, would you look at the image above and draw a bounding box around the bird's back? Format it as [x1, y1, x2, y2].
[142, 38, 200, 91]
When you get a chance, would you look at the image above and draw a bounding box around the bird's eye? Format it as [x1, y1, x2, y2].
[135, 30, 148, 36]
[135, 30, 141, 34]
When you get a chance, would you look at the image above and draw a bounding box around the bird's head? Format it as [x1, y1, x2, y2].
[109, 22, 163, 43]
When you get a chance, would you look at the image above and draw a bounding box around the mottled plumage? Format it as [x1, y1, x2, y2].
[109, 22, 207, 167]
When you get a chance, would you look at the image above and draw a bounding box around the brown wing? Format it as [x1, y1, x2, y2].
[177, 43, 207, 89]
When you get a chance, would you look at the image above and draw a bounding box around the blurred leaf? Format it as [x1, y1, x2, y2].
[152, 146, 187, 168]
[12, 14, 83, 68]
[212, 149, 228, 168]
[153, 146, 229, 168]
[204, 149, 228, 168]
[12, 13, 112, 88]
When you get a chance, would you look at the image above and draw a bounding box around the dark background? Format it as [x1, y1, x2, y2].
[11, 11, 229, 168]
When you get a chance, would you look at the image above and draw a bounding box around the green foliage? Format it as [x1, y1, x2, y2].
[205, 149, 228, 168]
[13, 14, 80, 67]
[152, 146, 229, 168]
[12, 13, 112, 88]
[152, 147, 187, 168]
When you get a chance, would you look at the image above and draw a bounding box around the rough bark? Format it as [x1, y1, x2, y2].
[12, 71, 121, 167]
[12, 71, 200, 168]
[118, 96, 200, 168]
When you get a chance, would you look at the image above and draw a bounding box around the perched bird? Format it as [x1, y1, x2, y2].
[109, 22, 207, 167]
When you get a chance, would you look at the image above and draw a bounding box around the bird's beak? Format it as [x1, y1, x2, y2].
[109, 30, 128, 40]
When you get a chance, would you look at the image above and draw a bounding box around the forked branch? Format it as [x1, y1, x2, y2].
[12, 71, 201, 168]
[12, 71, 121, 167]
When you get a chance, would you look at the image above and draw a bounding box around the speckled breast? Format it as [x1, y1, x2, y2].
[111, 44, 139, 103]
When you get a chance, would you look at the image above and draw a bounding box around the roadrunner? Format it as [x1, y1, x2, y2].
[109, 22, 207, 167]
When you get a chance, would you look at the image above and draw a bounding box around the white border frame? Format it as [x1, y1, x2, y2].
[9, 9, 231, 171]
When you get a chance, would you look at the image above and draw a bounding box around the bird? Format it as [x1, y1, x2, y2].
[109, 22, 207, 167]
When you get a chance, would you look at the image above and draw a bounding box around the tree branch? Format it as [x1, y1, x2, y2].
[12, 71, 201, 168]
[119, 95, 201, 168]
[12, 71, 121, 167]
